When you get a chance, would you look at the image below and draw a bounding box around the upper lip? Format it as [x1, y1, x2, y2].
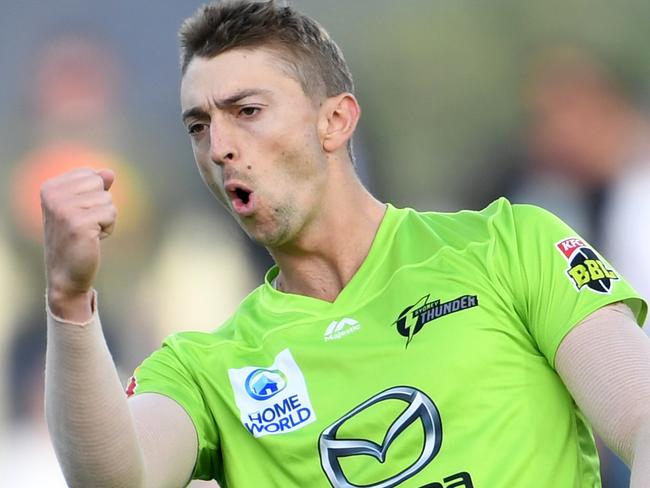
[224, 180, 253, 200]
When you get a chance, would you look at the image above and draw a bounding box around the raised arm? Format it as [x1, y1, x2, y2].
[42, 169, 197, 487]
[555, 302, 650, 487]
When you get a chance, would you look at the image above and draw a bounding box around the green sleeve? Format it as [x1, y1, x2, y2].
[493, 200, 647, 368]
[128, 335, 220, 481]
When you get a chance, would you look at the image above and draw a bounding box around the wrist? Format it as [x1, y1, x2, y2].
[47, 287, 95, 324]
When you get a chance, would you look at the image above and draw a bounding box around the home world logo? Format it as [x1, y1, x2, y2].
[228, 349, 316, 438]
[244, 368, 287, 401]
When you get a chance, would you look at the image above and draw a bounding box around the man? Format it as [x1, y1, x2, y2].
[41, 1, 650, 487]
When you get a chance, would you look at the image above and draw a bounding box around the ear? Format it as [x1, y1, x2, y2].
[318, 93, 361, 154]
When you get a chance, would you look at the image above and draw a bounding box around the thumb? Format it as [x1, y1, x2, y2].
[97, 169, 116, 191]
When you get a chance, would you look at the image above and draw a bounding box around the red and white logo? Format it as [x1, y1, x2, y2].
[556, 238, 587, 260]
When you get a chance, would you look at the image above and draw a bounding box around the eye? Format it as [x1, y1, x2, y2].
[239, 106, 260, 117]
[187, 123, 207, 136]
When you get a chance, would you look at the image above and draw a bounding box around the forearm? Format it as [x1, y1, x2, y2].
[631, 421, 650, 487]
[45, 292, 145, 487]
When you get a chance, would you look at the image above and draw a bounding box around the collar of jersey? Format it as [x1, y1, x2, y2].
[259, 203, 404, 315]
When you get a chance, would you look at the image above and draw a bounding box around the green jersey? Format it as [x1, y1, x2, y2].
[127, 198, 646, 488]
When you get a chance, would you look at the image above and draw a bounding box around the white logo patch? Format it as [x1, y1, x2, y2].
[228, 349, 316, 438]
[324, 318, 361, 341]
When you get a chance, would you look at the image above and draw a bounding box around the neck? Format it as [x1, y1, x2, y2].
[269, 167, 386, 302]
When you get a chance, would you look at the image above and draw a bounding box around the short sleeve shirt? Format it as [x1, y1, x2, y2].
[128, 198, 647, 487]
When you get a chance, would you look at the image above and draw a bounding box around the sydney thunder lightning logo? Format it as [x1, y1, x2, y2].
[393, 294, 479, 347]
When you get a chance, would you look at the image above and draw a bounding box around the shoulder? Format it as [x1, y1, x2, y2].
[397, 197, 519, 229]
[394, 197, 546, 245]
[388, 199, 568, 265]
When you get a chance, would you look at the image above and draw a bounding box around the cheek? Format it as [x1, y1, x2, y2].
[295, 130, 327, 178]
[265, 105, 321, 154]
[274, 146, 327, 198]
[193, 148, 228, 205]
[281, 124, 322, 166]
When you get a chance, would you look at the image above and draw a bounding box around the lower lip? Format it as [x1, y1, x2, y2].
[232, 193, 256, 217]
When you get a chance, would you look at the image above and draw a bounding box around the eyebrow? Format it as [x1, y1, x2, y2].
[181, 88, 272, 122]
[181, 106, 209, 123]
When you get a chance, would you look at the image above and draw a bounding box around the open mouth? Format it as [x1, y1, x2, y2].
[235, 187, 250, 205]
[225, 182, 255, 215]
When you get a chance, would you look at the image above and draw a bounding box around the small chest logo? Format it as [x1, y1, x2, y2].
[324, 318, 361, 341]
[556, 237, 618, 294]
[393, 294, 479, 347]
[228, 349, 316, 438]
[245, 368, 287, 401]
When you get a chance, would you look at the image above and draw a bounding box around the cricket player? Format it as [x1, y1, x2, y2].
[42, 1, 650, 486]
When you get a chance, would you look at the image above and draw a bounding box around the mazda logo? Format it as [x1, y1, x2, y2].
[319, 386, 442, 488]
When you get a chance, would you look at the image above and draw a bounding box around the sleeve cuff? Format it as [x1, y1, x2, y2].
[45, 289, 99, 327]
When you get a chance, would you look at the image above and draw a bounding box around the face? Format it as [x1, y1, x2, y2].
[180, 48, 329, 246]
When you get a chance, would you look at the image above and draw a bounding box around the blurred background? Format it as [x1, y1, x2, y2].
[1, 0, 649, 486]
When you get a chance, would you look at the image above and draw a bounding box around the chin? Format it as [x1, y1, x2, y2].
[249, 232, 284, 248]
[246, 223, 293, 248]
[239, 204, 297, 248]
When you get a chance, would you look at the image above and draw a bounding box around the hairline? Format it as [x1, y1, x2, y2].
[182, 44, 330, 105]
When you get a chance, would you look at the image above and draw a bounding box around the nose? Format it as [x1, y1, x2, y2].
[209, 121, 237, 166]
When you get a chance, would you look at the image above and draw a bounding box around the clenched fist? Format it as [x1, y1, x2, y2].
[41, 168, 116, 322]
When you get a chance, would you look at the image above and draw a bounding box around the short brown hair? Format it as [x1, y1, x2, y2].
[179, 0, 354, 101]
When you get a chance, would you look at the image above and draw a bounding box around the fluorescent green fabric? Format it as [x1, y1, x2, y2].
[129, 198, 646, 488]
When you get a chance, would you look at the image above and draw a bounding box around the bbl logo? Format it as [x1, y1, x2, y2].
[393, 294, 479, 347]
[556, 238, 618, 294]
